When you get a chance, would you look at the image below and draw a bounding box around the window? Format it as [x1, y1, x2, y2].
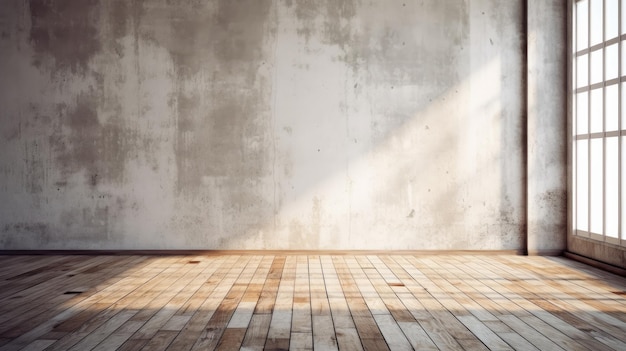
[572, 0, 626, 246]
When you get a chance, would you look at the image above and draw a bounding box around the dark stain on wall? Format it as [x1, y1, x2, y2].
[287, 0, 357, 47]
[321, 0, 357, 48]
[1, 222, 50, 246]
[50, 93, 131, 186]
[174, 93, 273, 191]
[134, 0, 274, 192]
[214, 0, 273, 65]
[29, 0, 101, 73]
[288, 0, 467, 95]
[28, 0, 136, 188]
[107, 0, 132, 41]
[24, 140, 45, 194]
[58, 203, 113, 242]
[539, 189, 568, 236]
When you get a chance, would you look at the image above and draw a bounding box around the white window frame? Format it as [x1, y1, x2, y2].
[572, 0, 626, 247]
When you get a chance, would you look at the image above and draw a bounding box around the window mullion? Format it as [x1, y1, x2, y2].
[618, 0, 622, 244]
[586, 0, 592, 238]
[603, 0, 607, 240]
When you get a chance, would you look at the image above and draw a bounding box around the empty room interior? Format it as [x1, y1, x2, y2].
[1, 0, 626, 350]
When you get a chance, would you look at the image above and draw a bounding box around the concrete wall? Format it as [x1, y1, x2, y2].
[527, 0, 567, 255]
[0, 0, 527, 250]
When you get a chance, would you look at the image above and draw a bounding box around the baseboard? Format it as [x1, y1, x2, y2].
[527, 249, 564, 256]
[564, 251, 626, 277]
[0, 249, 524, 256]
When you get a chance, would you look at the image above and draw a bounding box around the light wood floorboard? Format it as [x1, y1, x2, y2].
[0, 254, 624, 350]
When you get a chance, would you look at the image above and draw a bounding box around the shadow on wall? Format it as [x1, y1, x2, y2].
[0, 0, 526, 250]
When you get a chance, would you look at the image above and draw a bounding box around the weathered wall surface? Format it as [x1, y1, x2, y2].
[0, 0, 526, 250]
[527, 0, 567, 255]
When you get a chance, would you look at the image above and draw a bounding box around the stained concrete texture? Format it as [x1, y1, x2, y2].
[0, 0, 527, 250]
[527, 0, 567, 255]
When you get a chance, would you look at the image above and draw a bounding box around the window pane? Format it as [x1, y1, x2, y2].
[590, 49, 603, 85]
[622, 83, 626, 127]
[606, 0, 619, 40]
[578, 92, 589, 135]
[590, 88, 603, 133]
[577, 139, 589, 232]
[577, 54, 589, 88]
[606, 44, 619, 80]
[606, 84, 619, 131]
[590, 138, 604, 234]
[622, 42, 626, 76]
[590, 0, 603, 46]
[606, 137, 619, 238]
[578, 0, 590, 49]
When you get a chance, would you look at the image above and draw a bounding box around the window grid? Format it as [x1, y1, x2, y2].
[573, 0, 626, 247]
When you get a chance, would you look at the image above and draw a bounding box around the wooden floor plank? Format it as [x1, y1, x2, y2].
[441, 256, 596, 351]
[0, 254, 624, 351]
[372, 314, 412, 351]
[164, 255, 245, 351]
[457, 315, 513, 351]
[215, 328, 247, 351]
[332, 256, 389, 351]
[43, 257, 189, 351]
[312, 315, 338, 351]
[396, 321, 438, 351]
[440, 256, 603, 351]
[132, 256, 226, 339]
[475, 256, 626, 349]
[139, 330, 178, 351]
[397, 256, 480, 340]
[189, 256, 260, 350]
[240, 314, 272, 351]
[321, 256, 364, 351]
[291, 255, 311, 336]
[290, 332, 313, 350]
[499, 314, 567, 351]
[265, 256, 296, 351]
[18, 339, 56, 351]
[0, 256, 137, 333]
[0, 256, 160, 351]
[334, 326, 363, 351]
[254, 256, 285, 314]
[364, 256, 416, 323]
[67, 309, 138, 351]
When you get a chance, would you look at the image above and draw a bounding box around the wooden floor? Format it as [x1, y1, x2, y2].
[0, 255, 625, 350]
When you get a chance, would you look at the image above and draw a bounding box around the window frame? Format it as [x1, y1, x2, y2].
[571, 0, 626, 247]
